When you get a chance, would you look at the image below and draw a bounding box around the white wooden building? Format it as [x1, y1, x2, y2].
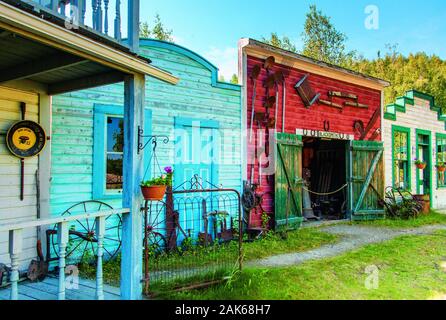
[383, 90, 446, 209]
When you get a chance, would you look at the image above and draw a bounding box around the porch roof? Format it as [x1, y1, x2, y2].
[0, 0, 179, 94]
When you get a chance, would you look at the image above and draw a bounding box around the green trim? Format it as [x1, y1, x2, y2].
[415, 129, 433, 208]
[391, 125, 411, 190]
[385, 90, 446, 130]
[436, 133, 446, 189]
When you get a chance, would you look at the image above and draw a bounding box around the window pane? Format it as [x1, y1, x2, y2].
[106, 154, 123, 190]
[107, 117, 124, 152]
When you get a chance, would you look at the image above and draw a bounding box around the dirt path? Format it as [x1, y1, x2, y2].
[248, 224, 446, 268]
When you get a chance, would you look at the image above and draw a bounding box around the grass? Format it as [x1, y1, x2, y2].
[349, 210, 446, 228]
[161, 230, 446, 300]
[79, 227, 339, 288]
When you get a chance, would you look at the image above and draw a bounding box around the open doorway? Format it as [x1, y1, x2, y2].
[302, 137, 348, 221]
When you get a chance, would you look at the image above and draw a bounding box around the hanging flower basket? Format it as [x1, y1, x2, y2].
[436, 164, 446, 172]
[414, 159, 427, 170]
[140, 185, 167, 201]
[140, 166, 173, 201]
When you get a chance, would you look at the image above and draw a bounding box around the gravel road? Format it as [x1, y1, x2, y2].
[248, 223, 446, 268]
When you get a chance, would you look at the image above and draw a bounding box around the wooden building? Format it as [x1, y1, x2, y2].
[50, 39, 242, 222]
[0, 0, 178, 300]
[239, 38, 390, 230]
[383, 90, 446, 209]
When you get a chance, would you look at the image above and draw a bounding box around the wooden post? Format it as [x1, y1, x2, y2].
[9, 229, 22, 300]
[57, 221, 69, 300]
[114, 0, 122, 40]
[95, 216, 105, 300]
[120, 73, 145, 300]
[127, 0, 140, 53]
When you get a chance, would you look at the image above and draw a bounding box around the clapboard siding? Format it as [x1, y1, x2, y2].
[50, 39, 242, 216]
[383, 91, 446, 209]
[0, 86, 39, 269]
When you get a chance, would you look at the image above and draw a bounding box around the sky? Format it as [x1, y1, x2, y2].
[140, 0, 446, 80]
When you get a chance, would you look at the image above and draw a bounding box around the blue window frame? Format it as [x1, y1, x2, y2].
[93, 104, 152, 200]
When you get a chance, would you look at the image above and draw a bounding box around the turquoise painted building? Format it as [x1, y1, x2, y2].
[50, 39, 243, 217]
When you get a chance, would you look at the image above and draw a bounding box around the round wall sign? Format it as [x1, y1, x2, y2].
[6, 120, 46, 158]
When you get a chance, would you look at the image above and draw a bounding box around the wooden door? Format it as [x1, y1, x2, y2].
[274, 133, 304, 231]
[349, 140, 385, 220]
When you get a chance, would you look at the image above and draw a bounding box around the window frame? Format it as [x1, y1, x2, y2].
[93, 104, 152, 200]
[436, 133, 446, 189]
[391, 125, 411, 190]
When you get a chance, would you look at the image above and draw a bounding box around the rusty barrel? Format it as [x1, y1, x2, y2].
[413, 194, 430, 214]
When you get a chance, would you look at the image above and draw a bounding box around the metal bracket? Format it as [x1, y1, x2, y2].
[137, 126, 169, 154]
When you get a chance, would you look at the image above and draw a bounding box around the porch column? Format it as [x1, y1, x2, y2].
[121, 73, 145, 300]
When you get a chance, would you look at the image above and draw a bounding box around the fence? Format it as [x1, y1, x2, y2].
[142, 176, 243, 295]
[16, 0, 131, 47]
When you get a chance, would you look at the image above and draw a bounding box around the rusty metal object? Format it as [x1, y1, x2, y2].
[295, 74, 320, 108]
[249, 65, 261, 143]
[319, 99, 343, 109]
[263, 56, 275, 70]
[345, 101, 369, 108]
[360, 107, 381, 140]
[328, 91, 358, 100]
[27, 240, 48, 282]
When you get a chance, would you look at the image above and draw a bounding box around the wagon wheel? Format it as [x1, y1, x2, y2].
[51, 201, 122, 266]
[143, 202, 169, 256]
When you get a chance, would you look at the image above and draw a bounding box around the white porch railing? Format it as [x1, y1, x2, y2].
[0, 208, 129, 300]
[18, 0, 137, 51]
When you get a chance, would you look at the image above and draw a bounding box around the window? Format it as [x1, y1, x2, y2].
[392, 126, 411, 189]
[93, 105, 152, 199]
[437, 134, 446, 187]
[106, 116, 124, 190]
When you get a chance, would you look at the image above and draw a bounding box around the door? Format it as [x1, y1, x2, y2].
[174, 118, 219, 188]
[173, 118, 220, 243]
[416, 131, 432, 199]
[349, 140, 385, 220]
[275, 133, 304, 231]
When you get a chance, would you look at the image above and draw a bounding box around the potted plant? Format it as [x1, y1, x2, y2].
[436, 162, 446, 172]
[414, 158, 427, 170]
[140, 166, 173, 201]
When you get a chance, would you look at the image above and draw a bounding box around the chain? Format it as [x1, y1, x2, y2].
[302, 183, 349, 196]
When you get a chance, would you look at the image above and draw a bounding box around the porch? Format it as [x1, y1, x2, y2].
[0, 275, 120, 300]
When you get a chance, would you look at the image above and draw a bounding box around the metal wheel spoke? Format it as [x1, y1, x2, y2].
[79, 241, 90, 263]
[104, 236, 121, 242]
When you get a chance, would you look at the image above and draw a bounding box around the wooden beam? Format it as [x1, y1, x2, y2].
[0, 53, 88, 83]
[120, 73, 145, 300]
[47, 71, 125, 95]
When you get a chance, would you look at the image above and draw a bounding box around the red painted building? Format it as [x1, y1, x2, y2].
[239, 39, 390, 230]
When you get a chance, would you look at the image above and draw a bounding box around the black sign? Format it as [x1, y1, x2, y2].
[6, 120, 46, 158]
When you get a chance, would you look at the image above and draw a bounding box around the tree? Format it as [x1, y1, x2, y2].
[139, 14, 174, 42]
[261, 33, 297, 53]
[301, 5, 356, 66]
[230, 74, 239, 85]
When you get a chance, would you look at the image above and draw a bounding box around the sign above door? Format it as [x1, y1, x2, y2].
[296, 128, 354, 141]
